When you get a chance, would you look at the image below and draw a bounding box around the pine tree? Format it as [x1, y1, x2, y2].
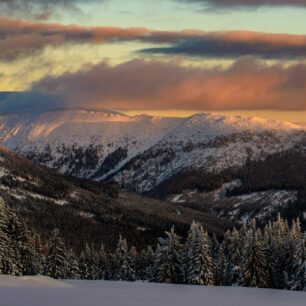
[81, 244, 99, 280]
[44, 229, 69, 279]
[263, 224, 278, 289]
[211, 233, 221, 284]
[287, 234, 306, 291]
[67, 249, 80, 280]
[9, 216, 39, 275]
[214, 244, 227, 286]
[183, 222, 214, 286]
[221, 229, 233, 285]
[136, 246, 154, 281]
[5, 214, 23, 276]
[153, 226, 183, 284]
[98, 244, 109, 280]
[230, 227, 242, 284]
[33, 234, 44, 275]
[241, 225, 269, 288]
[0, 199, 9, 274]
[114, 235, 135, 281]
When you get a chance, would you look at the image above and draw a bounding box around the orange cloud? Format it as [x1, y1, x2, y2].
[29, 58, 306, 111]
[1, 17, 306, 61]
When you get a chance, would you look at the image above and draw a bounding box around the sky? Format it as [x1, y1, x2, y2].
[0, 0, 305, 122]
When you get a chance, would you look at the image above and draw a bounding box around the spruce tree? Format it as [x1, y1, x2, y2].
[241, 225, 269, 288]
[81, 244, 99, 280]
[5, 215, 23, 276]
[98, 244, 109, 280]
[67, 249, 80, 280]
[153, 226, 183, 284]
[44, 229, 69, 279]
[114, 236, 135, 281]
[288, 234, 305, 291]
[230, 227, 242, 284]
[0, 199, 9, 274]
[183, 222, 214, 286]
[263, 224, 278, 289]
[9, 216, 39, 275]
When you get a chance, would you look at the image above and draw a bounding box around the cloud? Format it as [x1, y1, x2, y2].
[176, 0, 306, 9]
[140, 31, 306, 59]
[0, 17, 200, 61]
[1, 17, 306, 61]
[0, 0, 99, 20]
[13, 58, 304, 112]
[0, 91, 63, 113]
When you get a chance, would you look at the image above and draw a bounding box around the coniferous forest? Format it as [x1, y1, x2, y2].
[1, 199, 305, 291]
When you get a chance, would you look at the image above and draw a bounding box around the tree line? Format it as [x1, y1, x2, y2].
[0, 200, 305, 291]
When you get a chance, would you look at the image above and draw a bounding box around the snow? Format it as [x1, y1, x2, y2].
[0, 276, 305, 306]
[0, 109, 304, 192]
[0, 166, 8, 178]
[172, 194, 186, 203]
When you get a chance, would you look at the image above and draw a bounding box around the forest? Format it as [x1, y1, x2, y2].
[0, 199, 304, 291]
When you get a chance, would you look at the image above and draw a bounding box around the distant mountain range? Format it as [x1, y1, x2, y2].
[0, 109, 305, 225]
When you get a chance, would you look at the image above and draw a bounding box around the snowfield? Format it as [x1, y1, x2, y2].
[0, 276, 305, 306]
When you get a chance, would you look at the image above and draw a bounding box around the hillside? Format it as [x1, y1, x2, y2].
[147, 149, 306, 226]
[0, 110, 304, 188]
[0, 146, 232, 251]
[0, 109, 305, 226]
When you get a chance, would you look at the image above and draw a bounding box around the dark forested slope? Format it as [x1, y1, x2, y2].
[0, 146, 232, 252]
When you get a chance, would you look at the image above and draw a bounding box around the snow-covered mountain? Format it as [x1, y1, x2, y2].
[0, 109, 304, 194]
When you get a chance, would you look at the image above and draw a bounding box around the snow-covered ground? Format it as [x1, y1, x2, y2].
[0, 275, 305, 306]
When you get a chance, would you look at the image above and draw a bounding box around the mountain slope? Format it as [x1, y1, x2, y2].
[0, 109, 304, 189]
[0, 109, 305, 226]
[0, 146, 232, 251]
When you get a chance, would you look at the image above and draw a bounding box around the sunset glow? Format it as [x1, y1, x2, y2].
[0, 0, 305, 122]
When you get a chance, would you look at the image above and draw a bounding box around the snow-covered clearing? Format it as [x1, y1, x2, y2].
[0, 276, 305, 306]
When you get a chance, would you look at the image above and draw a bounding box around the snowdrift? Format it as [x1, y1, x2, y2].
[0, 275, 305, 306]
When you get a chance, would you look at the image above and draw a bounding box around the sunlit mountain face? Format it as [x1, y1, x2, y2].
[0, 0, 305, 122]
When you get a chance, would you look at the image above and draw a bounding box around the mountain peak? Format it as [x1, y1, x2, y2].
[185, 112, 303, 133]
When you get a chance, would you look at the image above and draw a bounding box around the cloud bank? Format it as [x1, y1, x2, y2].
[176, 0, 306, 9]
[3, 58, 301, 113]
[1, 17, 306, 61]
[141, 31, 306, 59]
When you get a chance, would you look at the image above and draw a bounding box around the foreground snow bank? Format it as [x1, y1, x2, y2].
[0, 276, 305, 306]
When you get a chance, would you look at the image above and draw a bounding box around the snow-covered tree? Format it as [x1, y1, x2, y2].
[98, 244, 109, 280]
[230, 227, 242, 284]
[114, 235, 135, 281]
[44, 229, 69, 279]
[8, 215, 39, 275]
[80, 244, 99, 280]
[241, 225, 269, 288]
[182, 222, 214, 286]
[287, 234, 305, 291]
[0, 200, 10, 274]
[67, 249, 80, 280]
[153, 226, 183, 284]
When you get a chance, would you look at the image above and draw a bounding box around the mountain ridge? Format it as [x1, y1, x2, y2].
[0, 109, 304, 186]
